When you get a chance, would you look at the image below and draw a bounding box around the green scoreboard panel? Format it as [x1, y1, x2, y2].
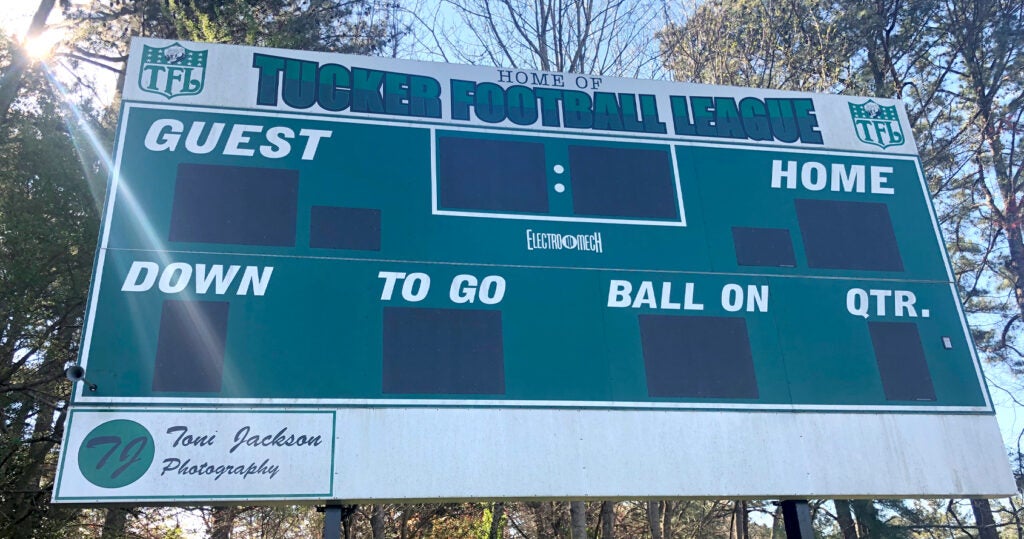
[84, 101, 982, 410]
[53, 39, 1012, 504]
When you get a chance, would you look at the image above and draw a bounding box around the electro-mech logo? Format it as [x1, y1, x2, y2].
[526, 230, 603, 253]
[138, 43, 208, 99]
[849, 99, 905, 149]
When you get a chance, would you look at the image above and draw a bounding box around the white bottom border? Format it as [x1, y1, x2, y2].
[56, 407, 1015, 502]
[337, 409, 1015, 500]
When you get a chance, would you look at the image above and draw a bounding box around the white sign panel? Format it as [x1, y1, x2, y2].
[55, 410, 334, 502]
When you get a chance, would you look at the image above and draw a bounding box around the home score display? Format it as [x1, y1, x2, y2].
[52, 38, 1014, 504]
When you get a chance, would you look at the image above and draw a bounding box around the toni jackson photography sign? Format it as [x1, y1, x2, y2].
[53, 38, 1014, 503]
[57, 411, 333, 501]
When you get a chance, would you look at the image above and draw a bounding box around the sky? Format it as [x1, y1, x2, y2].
[1, 1, 63, 52]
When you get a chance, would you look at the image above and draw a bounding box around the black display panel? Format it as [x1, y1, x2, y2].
[152, 300, 229, 393]
[795, 199, 904, 271]
[732, 227, 797, 267]
[568, 145, 678, 219]
[170, 163, 299, 246]
[639, 314, 758, 399]
[310, 206, 382, 251]
[869, 321, 936, 401]
[438, 136, 549, 213]
[383, 307, 505, 394]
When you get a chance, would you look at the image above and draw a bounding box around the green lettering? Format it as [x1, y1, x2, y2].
[317, 64, 350, 112]
[714, 97, 745, 139]
[409, 76, 441, 118]
[792, 98, 822, 144]
[620, 94, 645, 133]
[351, 68, 385, 113]
[535, 89, 563, 127]
[671, 96, 695, 135]
[252, 53, 286, 106]
[282, 58, 317, 109]
[450, 80, 476, 121]
[593, 92, 623, 131]
[506, 86, 538, 125]
[691, 96, 716, 137]
[739, 98, 772, 141]
[766, 99, 799, 143]
[639, 95, 666, 134]
[384, 72, 409, 115]
[475, 82, 506, 123]
[562, 91, 593, 128]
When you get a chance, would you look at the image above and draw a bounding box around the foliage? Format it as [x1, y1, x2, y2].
[661, 0, 1024, 371]
[0, 33, 106, 538]
[421, 0, 664, 77]
[0, 1, 395, 537]
[659, 0, 1024, 537]
[159, 0, 390, 53]
[659, 0, 851, 91]
[60, 0, 395, 84]
[1, 0, 1024, 536]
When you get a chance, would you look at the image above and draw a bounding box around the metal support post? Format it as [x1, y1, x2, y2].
[782, 499, 815, 538]
[322, 504, 342, 539]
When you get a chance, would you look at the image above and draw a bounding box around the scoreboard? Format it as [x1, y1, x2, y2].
[53, 39, 1014, 503]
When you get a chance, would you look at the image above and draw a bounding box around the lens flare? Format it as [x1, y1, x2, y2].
[23, 27, 65, 60]
[42, 64, 237, 400]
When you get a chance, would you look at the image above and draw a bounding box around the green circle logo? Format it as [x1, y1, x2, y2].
[77, 420, 155, 488]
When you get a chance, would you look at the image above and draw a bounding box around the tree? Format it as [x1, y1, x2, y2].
[937, 0, 1024, 369]
[419, 0, 663, 77]
[0, 2, 402, 537]
[660, 0, 1024, 534]
[0, 0, 58, 127]
[658, 0, 851, 91]
[59, 0, 395, 98]
[0, 35, 106, 537]
[663, 0, 1024, 380]
[569, 501, 586, 539]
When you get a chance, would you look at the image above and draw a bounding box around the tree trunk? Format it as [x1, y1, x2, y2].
[851, 500, 885, 538]
[342, 504, 358, 539]
[662, 501, 673, 538]
[599, 501, 614, 539]
[489, 502, 505, 539]
[529, 502, 559, 539]
[0, 0, 56, 128]
[1005, 222, 1024, 335]
[833, 500, 857, 539]
[971, 499, 999, 539]
[371, 504, 385, 539]
[530, 502, 551, 539]
[648, 501, 663, 539]
[733, 501, 748, 539]
[769, 504, 784, 539]
[399, 510, 409, 539]
[101, 508, 128, 539]
[9, 404, 61, 539]
[570, 501, 587, 539]
[209, 507, 235, 539]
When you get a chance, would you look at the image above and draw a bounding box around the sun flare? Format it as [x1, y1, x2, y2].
[23, 26, 66, 60]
